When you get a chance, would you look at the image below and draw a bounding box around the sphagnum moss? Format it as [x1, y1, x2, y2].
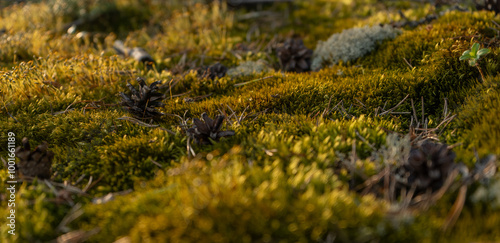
[1, 1, 500, 242]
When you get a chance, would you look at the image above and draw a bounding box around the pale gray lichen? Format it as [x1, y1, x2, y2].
[380, 133, 411, 167]
[311, 25, 401, 70]
[471, 176, 500, 209]
[226, 60, 272, 77]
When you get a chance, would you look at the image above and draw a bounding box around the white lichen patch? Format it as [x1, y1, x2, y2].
[471, 176, 500, 209]
[311, 25, 401, 70]
[226, 59, 272, 77]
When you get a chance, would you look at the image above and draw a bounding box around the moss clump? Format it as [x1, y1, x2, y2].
[0, 182, 73, 242]
[311, 24, 400, 70]
[1, 1, 500, 242]
[77, 158, 393, 242]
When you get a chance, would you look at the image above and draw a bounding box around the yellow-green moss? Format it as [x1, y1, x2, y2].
[1, 1, 500, 242]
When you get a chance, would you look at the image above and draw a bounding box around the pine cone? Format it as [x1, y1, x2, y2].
[196, 63, 228, 80]
[276, 38, 313, 72]
[15, 137, 54, 179]
[119, 77, 165, 119]
[187, 113, 235, 145]
[396, 140, 456, 194]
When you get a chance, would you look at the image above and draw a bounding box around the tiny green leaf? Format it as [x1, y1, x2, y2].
[477, 48, 491, 58]
[459, 52, 472, 60]
[471, 43, 480, 55]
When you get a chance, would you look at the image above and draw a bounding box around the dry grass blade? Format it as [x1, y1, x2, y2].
[401, 184, 417, 210]
[403, 57, 413, 69]
[357, 169, 389, 195]
[166, 112, 190, 127]
[74, 174, 86, 185]
[44, 179, 59, 195]
[355, 130, 376, 150]
[236, 105, 250, 125]
[410, 169, 460, 208]
[83, 176, 103, 193]
[335, 101, 354, 119]
[149, 159, 163, 168]
[354, 98, 366, 109]
[248, 108, 268, 123]
[165, 90, 192, 100]
[442, 185, 467, 231]
[436, 114, 457, 137]
[410, 98, 419, 127]
[378, 94, 410, 116]
[421, 96, 424, 126]
[1, 98, 18, 122]
[225, 104, 238, 123]
[116, 116, 176, 135]
[187, 137, 196, 158]
[56, 228, 100, 243]
[59, 98, 107, 116]
[234, 76, 273, 87]
[117, 116, 159, 128]
[16, 177, 87, 196]
[443, 98, 448, 117]
[57, 203, 84, 233]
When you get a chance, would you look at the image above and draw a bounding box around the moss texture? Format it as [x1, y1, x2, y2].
[1, 0, 500, 242]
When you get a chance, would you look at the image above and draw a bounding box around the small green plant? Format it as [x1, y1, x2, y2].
[460, 43, 491, 82]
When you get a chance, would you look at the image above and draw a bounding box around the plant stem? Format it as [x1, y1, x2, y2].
[475, 63, 487, 83]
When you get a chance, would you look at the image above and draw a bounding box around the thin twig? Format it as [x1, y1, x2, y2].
[233, 76, 273, 87]
[165, 90, 192, 100]
[225, 104, 238, 122]
[379, 94, 410, 116]
[1, 99, 19, 122]
[421, 96, 425, 127]
[57, 203, 84, 232]
[83, 176, 103, 193]
[117, 116, 159, 128]
[149, 159, 163, 168]
[354, 98, 366, 109]
[403, 57, 413, 69]
[442, 185, 467, 231]
[187, 137, 196, 158]
[238, 105, 250, 125]
[355, 130, 376, 151]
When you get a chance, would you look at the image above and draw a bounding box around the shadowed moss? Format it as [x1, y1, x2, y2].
[1, 1, 500, 242]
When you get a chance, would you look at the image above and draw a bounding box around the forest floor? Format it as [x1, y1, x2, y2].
[1, 0, 500, 242]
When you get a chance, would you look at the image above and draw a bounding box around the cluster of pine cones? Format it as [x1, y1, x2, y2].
[119, 78, 235, 145]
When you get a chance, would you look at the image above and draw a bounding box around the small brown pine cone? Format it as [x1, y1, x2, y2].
[119, 77, 165, 119]
[187, 113, 235, 145]
[276, 38, 313, 73]
[15, 137, 54, 179]
[397, 140, 456, 194]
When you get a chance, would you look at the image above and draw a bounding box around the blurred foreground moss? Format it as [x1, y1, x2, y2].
[1, 0, 500, 242]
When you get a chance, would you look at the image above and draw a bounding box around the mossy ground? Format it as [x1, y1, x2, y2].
[1, 0, 500, 242]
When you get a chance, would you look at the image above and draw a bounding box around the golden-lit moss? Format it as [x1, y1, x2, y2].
[1, 1, 500, 242]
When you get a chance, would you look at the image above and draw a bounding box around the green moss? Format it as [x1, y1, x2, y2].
[452, 76, 500, 160]
[1, 1, 500, 242]
[0, 181, 73, 242]
[76, 157, 392, 242]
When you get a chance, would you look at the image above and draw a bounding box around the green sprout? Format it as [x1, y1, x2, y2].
[460, 43, 491, 83]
